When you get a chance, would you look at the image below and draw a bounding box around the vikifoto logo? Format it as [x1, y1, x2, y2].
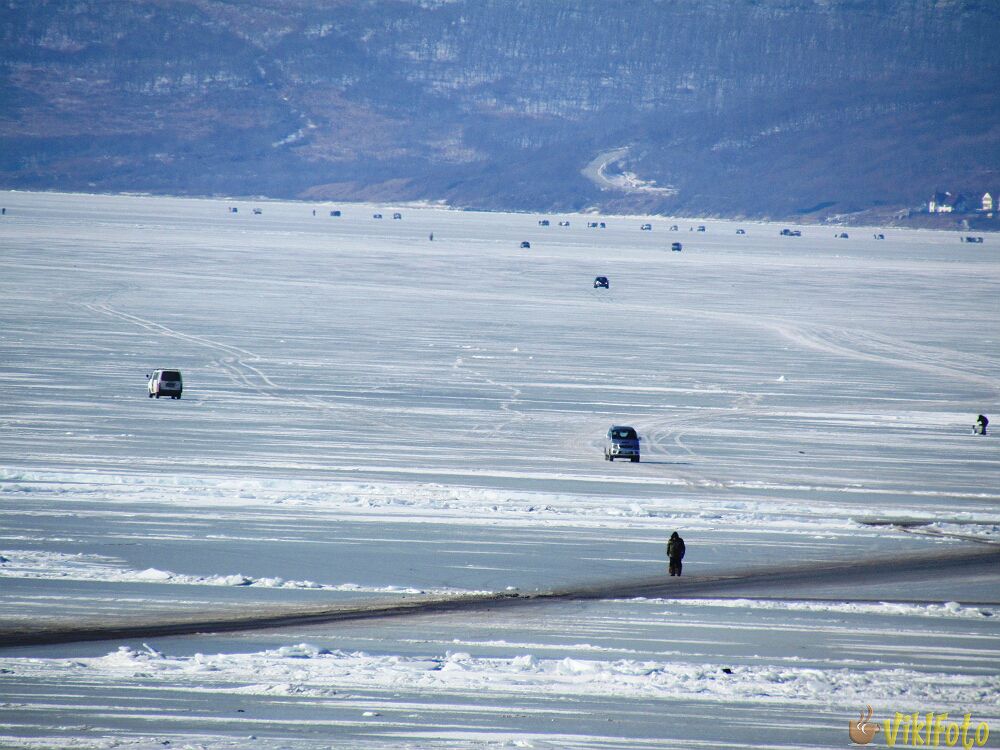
[850, 705, 991, 747]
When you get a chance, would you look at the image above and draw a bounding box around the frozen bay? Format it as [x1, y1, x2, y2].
[0, 191, 998, 748]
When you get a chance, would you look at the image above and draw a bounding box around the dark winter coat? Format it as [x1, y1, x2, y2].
[667, 535, 686, 561]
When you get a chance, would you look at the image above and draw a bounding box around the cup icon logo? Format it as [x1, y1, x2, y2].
[850, 705, 880, 744]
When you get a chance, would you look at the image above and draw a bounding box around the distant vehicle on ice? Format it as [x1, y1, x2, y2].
[599, 221, 606, 228]
[558, 221, 570, 227]
[594, 276, 609, 289]
[538, 219, 550, 226]
[780, 228, 801, 237]
[520, 241, 531, 248]
[330, 210, 341, 217]
[641, 223, 652, 231]
[393, 212, 402, 220]
[697, 225, 706, 232]
[669, 225, 679, 231]
[736, 228, 746, 235]
[229, 207, 238, 213]
[373, 213, 383, 219]
[671, 242, 683, 252]
[962, 236, 984, 243]
[605, 425, 640, 462]
[873, 233, 885, 240]
[252, 208, 262, 215]
[147, 369, 183, 399]
[837, 232, 849, 239]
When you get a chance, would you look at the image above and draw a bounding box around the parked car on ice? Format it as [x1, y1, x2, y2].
[558, 221, 570, 227]
[874, 233, 885, 240]
[837, 232, 849, 239]
[669, 225, 679, 231]
[671, 242, 682, 252]
[329, 210, 341, 217]
[373, 213, 383, 219]
[538, 219, 550, 226]
[605, 425, 640, 462]
[594, 276, 609, 289]
[520, 241, 531, 248]
[147, 369, 183, 399]
[736, 228, 746, 235]
[393, 212, 402, 220]
[252, 208, 262, 215]
[962, 236, 984, 243]
[641, 223, 652, 231]
[697, 225, 706, 232]
[780, 228, 801, 237]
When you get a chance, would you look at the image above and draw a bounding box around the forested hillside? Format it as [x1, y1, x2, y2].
[2, 1, 998, 220]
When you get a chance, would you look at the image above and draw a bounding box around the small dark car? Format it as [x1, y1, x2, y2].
[594, 276, 609, 289]
[605, 426, 640, 462]
[736, 228, 746, 235]
[671, 242, 682, 252]
[520, 241, 531, 248]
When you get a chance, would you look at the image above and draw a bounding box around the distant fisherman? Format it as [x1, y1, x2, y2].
[667, 532, 686, 576]
[974, 414, 989, 435]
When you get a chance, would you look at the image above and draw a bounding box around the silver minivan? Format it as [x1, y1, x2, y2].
[148, 369, 183, 399]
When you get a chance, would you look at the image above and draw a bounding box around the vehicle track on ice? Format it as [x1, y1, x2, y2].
[751, 316, 1000, 394]
[83, 302, 415, 436]
[2, 545, 996, 648]
[84, 302, 284, 397]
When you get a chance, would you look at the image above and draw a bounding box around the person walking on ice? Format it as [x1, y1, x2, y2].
[667, 531, 686, 576]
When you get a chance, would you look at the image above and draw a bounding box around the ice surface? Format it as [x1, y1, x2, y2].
[0, 192, 998, 748]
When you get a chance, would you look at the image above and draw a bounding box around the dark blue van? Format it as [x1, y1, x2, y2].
[605, 425, 640, 462]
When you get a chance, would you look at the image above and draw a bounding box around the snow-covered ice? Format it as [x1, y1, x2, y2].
[0, 191, 998, 748]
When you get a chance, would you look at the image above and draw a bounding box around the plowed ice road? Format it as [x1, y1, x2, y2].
[1, 192, 998, 749]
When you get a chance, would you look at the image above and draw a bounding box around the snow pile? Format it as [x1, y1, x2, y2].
[8, 468, 997, 539]
[655, 598, 999, 620]
[0, 550, 472, 595]
[11, 643, 994, 710]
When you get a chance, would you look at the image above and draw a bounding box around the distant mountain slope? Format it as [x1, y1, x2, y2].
[2, 1, 998, 220]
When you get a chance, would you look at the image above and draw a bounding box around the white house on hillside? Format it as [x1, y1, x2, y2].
[928, 192, 968, 213]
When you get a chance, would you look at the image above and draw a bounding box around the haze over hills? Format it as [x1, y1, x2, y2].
[2, 0, 999, 222]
